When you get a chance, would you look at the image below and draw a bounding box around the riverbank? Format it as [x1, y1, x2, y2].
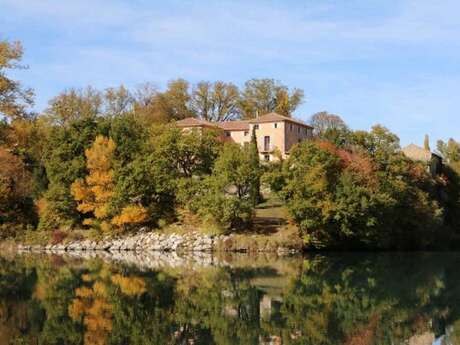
[17, 228, 303, 254]
[14, 195, 304, 254]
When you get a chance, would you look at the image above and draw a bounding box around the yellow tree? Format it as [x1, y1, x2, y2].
[111, 205, 148, 228]
[71, 136, 115, 228]
[69, 268, 113, 345]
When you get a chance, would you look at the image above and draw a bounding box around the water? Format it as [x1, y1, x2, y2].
[1, 251, 460, 345]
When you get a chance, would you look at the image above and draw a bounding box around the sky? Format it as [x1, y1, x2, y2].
[1, 0, 459, 146]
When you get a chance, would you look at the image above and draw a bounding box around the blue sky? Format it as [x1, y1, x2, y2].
[1, 0, 459, 145]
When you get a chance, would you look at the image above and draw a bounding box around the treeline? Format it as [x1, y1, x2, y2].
[266, 122, 460, 249]
[2, 39, 460, 249]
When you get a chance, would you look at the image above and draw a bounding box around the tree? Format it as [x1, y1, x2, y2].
[45, 87, 102, 126]
[197, 144, 258, 229]
[132, 83, 160, 124]
[40, 118, 99, 228]
[152, 126, 221, 178]
[309, 111, 348, 138]
[239, 79, 304, 118]
[149, 79, 194, 122]
[248, 127, 261, 206]
[191, 81, 240, 122]
[437, 138, 460, 164]
[0, 40, 34, 119]
[111, 153, 177, 227]
[71, 136, 115, 228]
[0, 147, 34, 228]
[103, 85, 133, 118]
[112, 205, 148, 228]
[276, 134, 443, 249]
[424, 134, 431, 151]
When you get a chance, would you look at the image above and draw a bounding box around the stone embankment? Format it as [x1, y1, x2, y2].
[18, 230, 300, 254]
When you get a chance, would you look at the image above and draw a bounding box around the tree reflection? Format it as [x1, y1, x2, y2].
[1, 253, 460, 344]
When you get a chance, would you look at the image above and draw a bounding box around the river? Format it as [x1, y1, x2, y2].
[0, 250, 459, 344]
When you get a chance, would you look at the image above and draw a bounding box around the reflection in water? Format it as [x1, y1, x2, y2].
[1, 252, 460, 344]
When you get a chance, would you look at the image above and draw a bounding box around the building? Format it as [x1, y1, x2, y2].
[176, 112, 314, 161]
[402, 143, 443, 176]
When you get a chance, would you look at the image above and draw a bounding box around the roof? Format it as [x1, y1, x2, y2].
[402, 144, 434, 162]
[249, 112, 313, 128]
[175, 117, 217, 128]
[217, 120, 250, 131]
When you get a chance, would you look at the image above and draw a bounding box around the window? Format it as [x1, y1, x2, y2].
[244, 131, 248, 136]
[264, 154, 270, 161]
[274, 123, 278, 128]
[290, 124, 293, 131]
[298, 127, 300, 133]
[264, 136, 270, 151]
[254, 124, 259, 130]
[225, 131, 231, 137]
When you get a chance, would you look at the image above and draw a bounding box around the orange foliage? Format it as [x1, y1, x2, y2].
[71, 136, 115, 224]
[111, 274, 146, 296]
[315, 141, 376, 186]
[69, 274, 113, 345]
[111, 205, 148, 227]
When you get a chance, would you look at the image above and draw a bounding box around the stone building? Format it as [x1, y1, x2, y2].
[176, 112, 314, 161]
[402, 144, 443, 176]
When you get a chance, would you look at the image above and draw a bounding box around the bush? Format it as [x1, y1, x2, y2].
[198, 184, 253, 230]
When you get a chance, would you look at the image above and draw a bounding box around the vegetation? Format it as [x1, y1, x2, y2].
[270, 128, 446, 249]
[1, 38, 460, 250]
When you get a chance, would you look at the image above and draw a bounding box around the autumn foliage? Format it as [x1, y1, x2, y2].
[71, 136, 115, 226]
[111, 205, 148, 227]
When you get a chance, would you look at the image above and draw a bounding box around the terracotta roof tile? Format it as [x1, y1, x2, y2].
[249, 112, 312, 128]
[176, 117, 217, 128]
[217, 120, 250, 131]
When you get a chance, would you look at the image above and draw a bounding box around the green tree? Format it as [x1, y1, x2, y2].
[249, 127, 261, 207]
[437, 138, 460, 164]
[40, 118, 99, 229]
[111, 153, 177, 227]
[277, 135, 443, 249]
[197, 144, 257, 229]
[152, 126, 221, 178]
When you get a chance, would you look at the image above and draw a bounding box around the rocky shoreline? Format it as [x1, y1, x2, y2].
[17, 230, 301, 254]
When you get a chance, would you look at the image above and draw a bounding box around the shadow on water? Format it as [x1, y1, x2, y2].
[1, 251, 460, 344]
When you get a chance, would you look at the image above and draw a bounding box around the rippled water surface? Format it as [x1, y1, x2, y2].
[1, 251, 459, 344]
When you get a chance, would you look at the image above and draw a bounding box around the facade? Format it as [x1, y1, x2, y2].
[176, 112, 314, 161]
[402, 144, 443, 176]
